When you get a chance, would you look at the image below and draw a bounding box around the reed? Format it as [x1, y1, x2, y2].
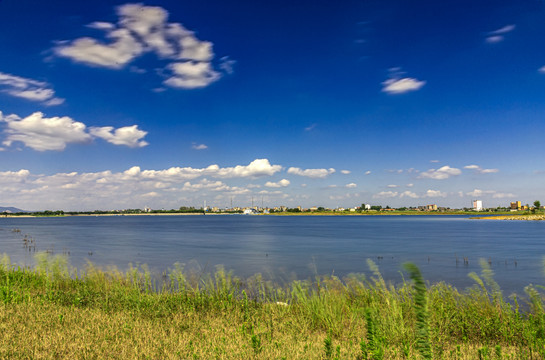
[1, 252, 545, 359]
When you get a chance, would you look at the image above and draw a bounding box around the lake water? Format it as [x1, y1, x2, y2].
[1, 215, 544, 295]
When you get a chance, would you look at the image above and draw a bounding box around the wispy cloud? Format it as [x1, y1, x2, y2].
[539, 66, 545, 74]
[485, 24, 515, 43]
[287, 167, 335, 178]
[1, 111, 147, 151]
[192, 143, 208, 150]
[345, 183, 357, 188]
[466, 188, 515, 199]
[382, 68, 425, 94]
[373, 191, 398, 199]
[54, 3, 229, 89]
[418, 166, 461, 180]
[0, 72, 64, 106]
[464, 164, 499, 174]
[382, 77, 426, 94]
[425, 189, 447, 198]
[341, 170, 351, 175]
[400, 191, 419, 198]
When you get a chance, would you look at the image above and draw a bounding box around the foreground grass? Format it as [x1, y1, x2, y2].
[1, 254, 545, 359]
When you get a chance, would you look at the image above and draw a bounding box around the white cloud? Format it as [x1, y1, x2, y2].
[485, 36, 504, 44]
[341, 170, 351, 175]
[265, 179, 290, 188]
[492, 192, 516, 199]
[54, 28, 144, 69]
[400, 191, 419, 198]
[485, 24, 515, 43]
[219, 56, 236, 74]
[0, 159, 284, 209]
[539, 66, 545, 74]
[430, 160, 440, 163]
[305, 123, 317, 131]
[125, 159, 281, 181]
[2, 112, 91, 151]
[258, 190, 284, 195]
[214, 159, 282, 178]
[1, 111, 148, 151]
[364, 170, 371, 175]
[54, 3, 227, 89]
[345, 183, 357, 188]
[382, 77, 425, 94]
[418, 166, 461, 180]
[406, 183, 414, 187]
[490, 24, 516, 35]
[0, 169, 30, 183]
[287, 167, 335, 178]
[0, 72, 64, 106]
[89, 125, 148, 148]
[373, 191, 398, 199]
[164, 61, 221, 89]
[466, 189, 515, 199]
[425, 190, 447, 198]
[387, 184, 399, 188]
[192, 143, 208, 150]
[464, 165, 499, 174]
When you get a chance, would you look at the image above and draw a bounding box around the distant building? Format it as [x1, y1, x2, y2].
[365, 204, 371, 210]
[426, 204, 438, 211]
[510, 201, 522, 211]
[473, 200, 483, 211]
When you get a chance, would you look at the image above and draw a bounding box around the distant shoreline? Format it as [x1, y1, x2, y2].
[472, 214, 545, 221]
[1, 211, 520, 218]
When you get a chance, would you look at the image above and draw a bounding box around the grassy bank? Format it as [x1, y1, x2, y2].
[1, 254, 545, 359]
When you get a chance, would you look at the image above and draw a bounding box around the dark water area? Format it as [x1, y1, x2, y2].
[1, 215, 544, 295]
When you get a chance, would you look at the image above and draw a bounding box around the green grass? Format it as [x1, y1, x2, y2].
[1, 253, 545, 358]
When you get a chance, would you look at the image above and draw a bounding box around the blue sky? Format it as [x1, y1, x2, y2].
[0, 0, 544, 211]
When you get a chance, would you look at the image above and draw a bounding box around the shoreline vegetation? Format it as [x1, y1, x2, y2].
[1, 210, 534, 218]
[2, 254, 545, 358]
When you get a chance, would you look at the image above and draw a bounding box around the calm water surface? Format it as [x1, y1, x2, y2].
[1, 215, 544, 294]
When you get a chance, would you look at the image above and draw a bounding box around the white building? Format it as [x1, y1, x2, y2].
[473, 200, 483, 211]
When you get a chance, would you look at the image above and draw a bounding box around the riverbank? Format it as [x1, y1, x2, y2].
[3, 210, 517, 218]
[473, 214, 545, 220]
[1, 254, 544, 359]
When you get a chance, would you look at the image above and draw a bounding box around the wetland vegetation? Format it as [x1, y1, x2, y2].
[2, 253, 545, 359]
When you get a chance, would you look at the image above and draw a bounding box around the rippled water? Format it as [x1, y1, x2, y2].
[1, 215, 544, 294]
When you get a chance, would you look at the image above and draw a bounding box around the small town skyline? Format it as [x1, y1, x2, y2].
[4, 199, 543, 214]
[1, 1, 545, 211]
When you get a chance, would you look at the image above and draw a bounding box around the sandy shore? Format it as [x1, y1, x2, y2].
[473, 214, 545, 221]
